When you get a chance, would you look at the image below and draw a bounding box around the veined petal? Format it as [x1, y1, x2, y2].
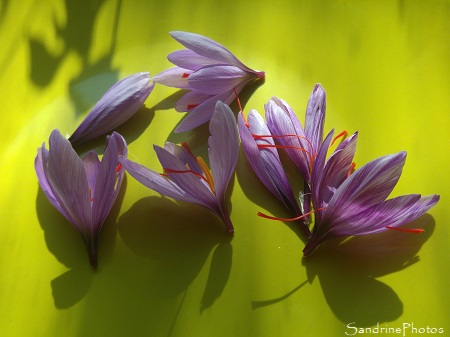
[163, 142, 203, 175]
[304, 84, 326, 152]
[310, 129, 334, 224]
[168, 50, 221, 71]
[119, 156, 209, 207]
[328, 194, 440, 237]
[35, 144, 69, 220]
[239, 111, 300, 214]
[188, 65, 252, 95]
[45, 130, 92, 233]
[91, 132, 127, 228]
[174, 79, 247, 133]
[208, 101, 239, 208]
[265, 98, 311, 180]
[175, 90, 212, 112]
[153, 67, 192, 89]
[170, 31, 256, 73]
[154, 145, 219, 211]
[313, 132, 358, 209]
[270, 97, 304, 136]
[82, 151, 101, 195]
[322, 152, 407, 225]
[69, 72, 154, 147]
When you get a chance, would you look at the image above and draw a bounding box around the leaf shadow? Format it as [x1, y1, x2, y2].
[302, 214, 436, 327]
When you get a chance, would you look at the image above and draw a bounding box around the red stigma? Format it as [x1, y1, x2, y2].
[330, 130, 348, 147]
[181, 73, 190, 78]
[234, 87, 248, 127]
[257, 207, 325, 222]
[386, 226, 425, 234]
[187, 104, 199, 110]
[347, 162, 356, 177]
[116, 163, 122, 173]
[181, 142, 196, 159]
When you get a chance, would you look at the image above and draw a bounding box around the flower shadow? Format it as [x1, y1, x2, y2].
[236, 146, 307, 243]
[302, 214, 435, 327]
[72, 105, 156, 155]
[35, 175, 127, 309]
[117, 195, 232, 299]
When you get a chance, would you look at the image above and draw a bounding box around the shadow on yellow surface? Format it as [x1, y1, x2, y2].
[302, 214, 435, 326]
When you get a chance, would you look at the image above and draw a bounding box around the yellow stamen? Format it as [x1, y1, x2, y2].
[196, 156, 215, 193]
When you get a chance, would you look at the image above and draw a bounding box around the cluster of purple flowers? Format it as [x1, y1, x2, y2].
[35, 31, 439, 268]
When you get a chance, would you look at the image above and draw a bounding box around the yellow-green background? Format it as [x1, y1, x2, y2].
[1, 0, 448, 336]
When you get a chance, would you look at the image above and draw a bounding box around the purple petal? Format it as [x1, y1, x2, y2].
[81, 151, 101, 193]
[45, 130, 92, 233]
[91, 132, 127, 228]
[163, 142, 203, 175]
[312, 132, 358, 210]
[168, 50, 220, 71]
[174, 84, 240, 133]
[169, 31, 257, 73]
[330, 194, 440, 237]
[175, 91, 212, 112]
[304, 84, 326, 153]
[35, 143, 69, 220]
[265, 98, 311, 181]
[69, 72, 154, 146]
[188, 65, 252, 95]
[153, 67, 192, 89]
[154, 145, 220, 211]
[322, 152, 407, 225]
[208, 101, 239, 208]
[238, 112, 281, 198]
[119, 156, 204, 206]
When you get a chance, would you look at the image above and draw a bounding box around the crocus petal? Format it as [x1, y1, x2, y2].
[119, 156, 206, 207]
[163, 142, 203, 175]
[208, 101, 239, 208]
[321, 152, 407, 226]
[82, 151, 101, 195]
[91, 132, 127, 228]
[168, 50, 220, 71]
[69, 72, 154, 147]
[239, 111, 300, 214]
[153, 67, 192, 89]
[154, 145, 219, 211]
[265, 98, 311, 180]
[35, 144, 69, 220]
[169, 31, 256, 73]
[312, 132, 358, 210]
[304, 84, 326, 152]
[188, 65, 253, 95]
[45, 130, 92, 233]
[174, 84, 241, 133]
[175, 91, 213, 112]
[329, 194, 440, 237]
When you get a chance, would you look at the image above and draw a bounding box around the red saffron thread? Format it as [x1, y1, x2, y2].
[386, 226, 425, 234]
[257, 207, 325, 222]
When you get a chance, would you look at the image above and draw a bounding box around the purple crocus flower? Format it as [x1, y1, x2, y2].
[238, 109, 311, 238]
[265, 84, 342, 216]
[303, 130, 440, 256]
[153, 31, 265, 133]
[35, 129, 127, 268]
[69, 72, 154, 147]
[119, 101, 239, 233]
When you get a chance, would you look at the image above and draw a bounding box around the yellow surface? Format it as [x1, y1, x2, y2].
[1, 1, 449, 336]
